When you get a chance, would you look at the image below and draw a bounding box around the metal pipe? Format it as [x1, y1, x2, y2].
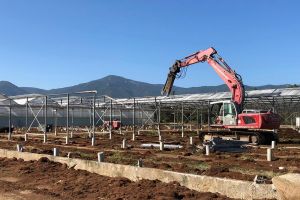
[158, 101, 161, 135]
[181, 102, 184, 138]
[67, 94, 69, 138]
[71, 108, 74, 138]
[196, 108, 199, 133]
[54, 109, 57, 136]
[8, 99, 12, 140]
[133, 98, 136, 135]
[207, 100, 210, 130]
[119, 108, 122, 134]
[201, 108, 203, 130]
[26, 97, 28, 132]
[93, 94, 96, 139]
[44, 96, 47, 134]
[109, 99, 112, 139]
[173, 112, 176, 130]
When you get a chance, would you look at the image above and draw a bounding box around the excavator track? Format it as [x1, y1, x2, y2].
[199, 129, 278, 145]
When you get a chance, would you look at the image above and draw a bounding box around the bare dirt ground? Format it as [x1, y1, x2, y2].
[0, 157, 231, 200]
[0, 128, 299, 183]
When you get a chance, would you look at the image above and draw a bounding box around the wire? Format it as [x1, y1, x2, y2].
[176, 67, 188, 79]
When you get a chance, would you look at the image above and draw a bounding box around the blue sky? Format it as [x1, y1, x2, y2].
[0, 0, 299, 89]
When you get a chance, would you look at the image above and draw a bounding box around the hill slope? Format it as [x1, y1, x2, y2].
[0, 75, 297, 98]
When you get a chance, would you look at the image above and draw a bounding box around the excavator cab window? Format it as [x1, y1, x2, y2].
[222, 102, 237, 125]
[211, 101, 237, 126]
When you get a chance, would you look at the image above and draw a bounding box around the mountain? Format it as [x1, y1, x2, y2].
[20, 87, 47, 95]
[0, 75, 297, 98]
[0, 81, 28, 96]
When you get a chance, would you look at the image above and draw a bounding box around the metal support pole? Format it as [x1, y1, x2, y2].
[93, 94, 96, 140]
[71, 108, 74, 138]
[207, 101, 210, 130]
[89, 107, 92, 126]
[26, 97, 28, 132]
[8, 99, 12, 140]
[141, 106, 144, 129]
[181, 103, 184, 138]
[54, 109, 57, 136]
[66, 94, 69, 140]
[119, 109, 122, 134]
[109, 99, 112, 139]
[158, 101, 161, 135]
[133, 98, 136, 140]
[196, 109, 199, 134]
[272, 97, 275, 113]
[200, 108, 203, 130]
[173, 112, 176, 130]
[44, 96, 47, 134]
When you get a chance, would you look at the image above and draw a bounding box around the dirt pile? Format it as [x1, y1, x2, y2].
[0, 157, 232, 200]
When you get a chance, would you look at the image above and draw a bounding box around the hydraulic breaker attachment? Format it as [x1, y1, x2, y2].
[161, 60, 181, 96]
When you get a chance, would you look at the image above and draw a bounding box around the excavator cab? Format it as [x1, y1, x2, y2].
[210, 100, 238, 126]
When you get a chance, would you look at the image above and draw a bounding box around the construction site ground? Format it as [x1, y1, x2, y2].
[0, 157, 232, 200]
[0, 127, 299, 198]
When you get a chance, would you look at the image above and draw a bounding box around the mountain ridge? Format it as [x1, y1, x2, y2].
[0, 75, 298, 98]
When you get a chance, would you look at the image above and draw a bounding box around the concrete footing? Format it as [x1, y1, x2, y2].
[271, 141, 276, 149]
[137, 158, 143, 167]
[267, 148, 273, 161]
[272, 173, 300, 200]
[53, 148, 59, 156]
[91, 137, 95, 146]
[190, 136, 193, 145]
[65, 136, 69, 145]
[205, 145, 210, 156]
[43, 134, 47, 143]
[122, 139, 126, 149]
[97, 152, 104, 162]
[159, 141, 164, 151]
[8, 133, 12, 140]
[16, 144, 23, 152]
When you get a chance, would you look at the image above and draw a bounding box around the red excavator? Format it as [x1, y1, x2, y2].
[162, 47, 280, 144]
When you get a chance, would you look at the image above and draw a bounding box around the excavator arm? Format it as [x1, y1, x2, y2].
[161, 47, 245, 111]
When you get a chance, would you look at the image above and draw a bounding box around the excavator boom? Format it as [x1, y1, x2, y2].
[162, 47, 245, 111]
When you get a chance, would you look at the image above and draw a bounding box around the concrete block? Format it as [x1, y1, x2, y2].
[190, 136, 193, 145]
[205, 145, 210, 156]
[97, 152, 104, 163]
[272, 173, 300, 200]
[43, 134, 47, 143]
[122, 139, 126, 149]
[8, 133, 12, 140]
[53, 148, 59, 156]
[137, 158, 143, 167]
[267, 148, 273, 161]
[271, 141, 276, 149]
[92, 137, 95, 146]
[16, 144, 23, 152]
[159, 141, 164, 151]
[65, 136, 69, 145]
